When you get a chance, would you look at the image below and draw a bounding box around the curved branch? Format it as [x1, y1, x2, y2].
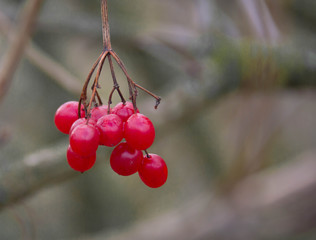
[0, 141, 74, 210]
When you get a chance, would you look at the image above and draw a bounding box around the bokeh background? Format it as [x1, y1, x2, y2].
[0, 0, 315, 239]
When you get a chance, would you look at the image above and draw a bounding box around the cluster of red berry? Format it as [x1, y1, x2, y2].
[54, 101, 168, 188]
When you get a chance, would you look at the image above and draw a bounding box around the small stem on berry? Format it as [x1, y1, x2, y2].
[101, 0, 111, 50]
[117, 88, 126, 103]
[95, 90, 103, 106]
[128, 80, 138, 113]
[108, 55, 126, 103]
[107, 87, 115, 114]
[131, 89, 138, 113]
[144, 150, 150, 158]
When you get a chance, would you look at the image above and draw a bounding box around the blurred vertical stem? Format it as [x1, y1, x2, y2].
[0, 11, 82, 95]
[0, 0, 43, 103]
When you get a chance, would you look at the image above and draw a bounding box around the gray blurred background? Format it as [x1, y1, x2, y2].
[0, 0, 315, 239]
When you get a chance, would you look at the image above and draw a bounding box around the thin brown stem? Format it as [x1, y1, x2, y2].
[134, 83, 161, 109]
[110, 50, 161, 109]
[108, 55, 126, 103]
[95, 90, 103, 106]
[86, 52, 107, 119]
[101, 0, 111, 50]
[80, 52, 103, 100]
[107, 87, 116, 114]
[110, 51, 139, 110]
[78, 51, 105, 118]
[108, 56, 118, 86]
[110, 51, 133, 82]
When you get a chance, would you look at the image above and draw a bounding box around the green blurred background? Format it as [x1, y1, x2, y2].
[0, 0, 315, 239]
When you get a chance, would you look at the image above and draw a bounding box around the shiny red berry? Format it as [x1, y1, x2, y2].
[54, 101, 85, 134]
[112, 101, 139, 122]
[69, 118, 96, 135]
[69, 124, 99, 156]
[138, 154, 168, 188]
[96, 114, 124, 147]
[90, 105, 110, 122]
[124, 113, 155, 150]
[67, 145, 96, 173]
[110, 142, 143, 176]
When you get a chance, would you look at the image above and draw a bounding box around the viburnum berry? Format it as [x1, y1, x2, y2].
[69, 118, 96, 135]
[90, 105, 110, 122]
[110, 142, 143, 176]
[138, 154, 168, 188]
[112, 101, 139, 122]
[96, 114, 123, 147]
[70, 124, 99, 156]
[124, 113, 155, 150]
[54, 101, 85, 134]
[67, 145, 96, 173]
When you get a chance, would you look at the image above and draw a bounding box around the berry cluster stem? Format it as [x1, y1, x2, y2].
[101, 0, 111, 50]
[78, 0, 161, 119]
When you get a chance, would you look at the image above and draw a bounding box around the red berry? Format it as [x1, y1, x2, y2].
[138, 154, 168, 188]
[96, 114, 124, 147]
[69, 124, 99, 156]
[90, 105, 110, 122]
[67, 145, 96, 173]
[110, 142, 143, 176]
[124, 113, 155, 150]
[69, 118, 96, 135]
[112, 101, 139, 122]
[54, 101, 85, 134]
